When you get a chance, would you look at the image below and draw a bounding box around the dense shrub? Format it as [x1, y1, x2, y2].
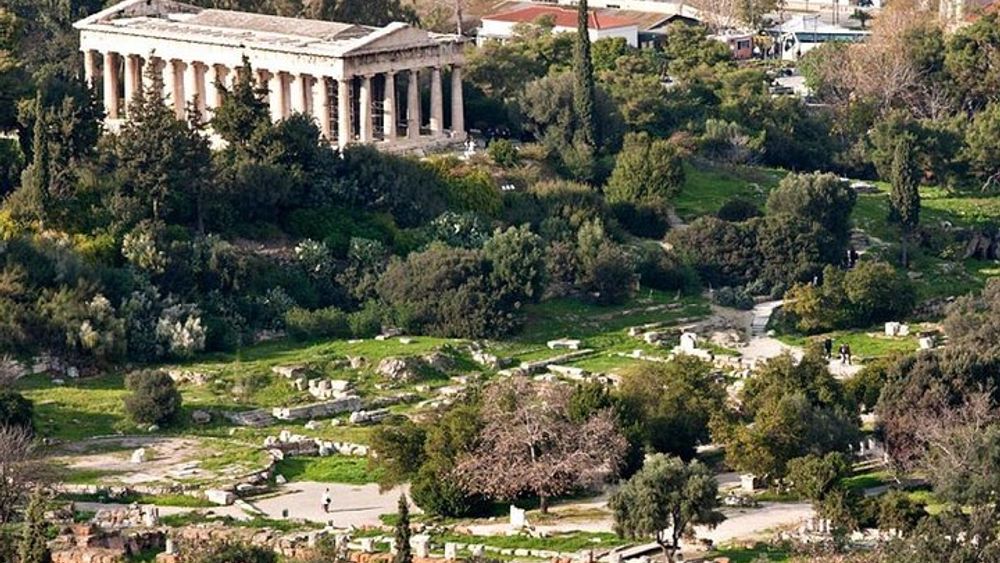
[784, 262, 916, 333]
[668, 216, 760, 287]
[348, 301, 384, 338]
[284, 307, 350, 340]
[717, 196, 762, 222]
[611, 199, 671, 239]
[631, 243, 698, 293]
[580, 243, 636, 305]
[487, 139, 520, 168]
[0, 391, 33, 431]
[605, 132, 685, 205]
[377, 246, 513, 338]
[711, 286, 754, 310]
[123, 370, 183, 426]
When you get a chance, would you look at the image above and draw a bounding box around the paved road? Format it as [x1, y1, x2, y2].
[249, 482, 416, 527]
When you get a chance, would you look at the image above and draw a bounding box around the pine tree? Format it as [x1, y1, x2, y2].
[393, 494, 412, 563]
[573, 0, 597, 152]
[17, 489, 51, 563]
[211, 56, 270, 148]
[115, 59, 212, 226]
[888, 135, 920, 268]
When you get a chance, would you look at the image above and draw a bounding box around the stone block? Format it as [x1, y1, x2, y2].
[205, 489, 234, 506]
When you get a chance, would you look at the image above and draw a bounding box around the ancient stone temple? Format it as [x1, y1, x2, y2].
[74, 0, 467, 151]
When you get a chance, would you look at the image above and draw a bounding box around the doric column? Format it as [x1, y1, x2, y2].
[451, 65, 465, 136]
[290, 73, 308, 114]
[303, 75, 315, 116]
[430, 66, 443, 135]
[123, 55, 140, 114]
[316, 77, 333, 140]
[83, 50, 99, 90]
[103, 51, 120, 119]
[359, 75, 373, 143]
[163, 59, 184, 119]
[407, 69, 420, 140]
[184, 61, 206, 121]
[206, 64, 228, 111]
[383, 72, 396, 142]
[338, 77, 352, 149]
[268, 71, 285, 122]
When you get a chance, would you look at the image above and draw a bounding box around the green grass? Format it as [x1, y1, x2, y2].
[777, 328, 919, 360]
[673, 162, 783, 220]
[841, 470, 892, 492]
[60, 467, 126, 485]
[17, 373, 129, 440]
[708, 543, 790, 562]
[432, 531, 629, 552]
[906, 489, 947, 516]
[273, 455, 382, 484]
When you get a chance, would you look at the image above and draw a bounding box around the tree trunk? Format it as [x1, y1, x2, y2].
[539, 495, 549, 514]
[454, 0, 463, 35]
[901, 231, 909, 268]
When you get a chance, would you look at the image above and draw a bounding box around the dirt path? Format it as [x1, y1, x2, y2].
[248, 482, 415, 528]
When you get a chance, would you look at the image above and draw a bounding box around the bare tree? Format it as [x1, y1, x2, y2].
[454, 378, 627, 513]
[0, 426, 51, 524]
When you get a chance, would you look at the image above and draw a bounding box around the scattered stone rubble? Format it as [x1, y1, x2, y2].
[271, 397, 363, 421]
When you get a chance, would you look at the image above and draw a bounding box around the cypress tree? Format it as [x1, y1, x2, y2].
[888, 135, 920, 268]
[573, 0, 597, 151]
[17, 489, 51, 563]
[21, 93, 51, 227]
[393, 494, 412, 563]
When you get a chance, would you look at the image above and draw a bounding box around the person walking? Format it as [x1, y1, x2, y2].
[839, 343, 848, 365]
[843, 343, 852, 366]
[823, 337, 833, 359]
[322, 488, 332, 514]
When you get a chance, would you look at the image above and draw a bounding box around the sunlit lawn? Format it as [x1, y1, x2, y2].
[273, 455, 382, 484]
[674, 162, 783, 220]
[777, 328, 919, 360]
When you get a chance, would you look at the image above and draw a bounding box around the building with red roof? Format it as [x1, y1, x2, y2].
[478, 4, 640, 47]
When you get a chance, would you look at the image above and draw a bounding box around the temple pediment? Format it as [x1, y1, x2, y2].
[342, 23, 442, 55]
[74, 0, 200, 28]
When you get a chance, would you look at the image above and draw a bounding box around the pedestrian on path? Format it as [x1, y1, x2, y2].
[322, 488, 331, 513]
[823, 337, 833, 359]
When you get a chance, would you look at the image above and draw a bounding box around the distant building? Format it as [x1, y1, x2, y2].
[769, 15, 869, 60]
[711, 31, 755, 60]
[940, 0, 997, 27]
[478, 5, 641, 47]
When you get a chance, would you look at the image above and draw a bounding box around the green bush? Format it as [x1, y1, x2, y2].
[348, 302, 384, 338]
[488, 139, 520, 167]
[0, 390, 34, 432]
[284, 307, 350, 341]
[123, 370, 182, 426]
[712, 286, 754, 310]
[717, 196, 762, 222]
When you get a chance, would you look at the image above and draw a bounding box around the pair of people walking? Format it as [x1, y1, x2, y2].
[822, 338, 852, 365]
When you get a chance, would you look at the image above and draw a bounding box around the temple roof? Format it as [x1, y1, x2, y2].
[74, 0, 464, 58]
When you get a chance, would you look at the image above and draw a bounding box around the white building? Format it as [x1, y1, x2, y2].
[478, 5, 640, 47]
[74, 0, 468, 151]
[770, 15, 869, 60]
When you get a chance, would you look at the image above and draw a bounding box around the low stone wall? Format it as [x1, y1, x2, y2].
[50, 524, 164, 563]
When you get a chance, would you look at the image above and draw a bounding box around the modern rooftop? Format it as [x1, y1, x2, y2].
[483, 5, 640, 29]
